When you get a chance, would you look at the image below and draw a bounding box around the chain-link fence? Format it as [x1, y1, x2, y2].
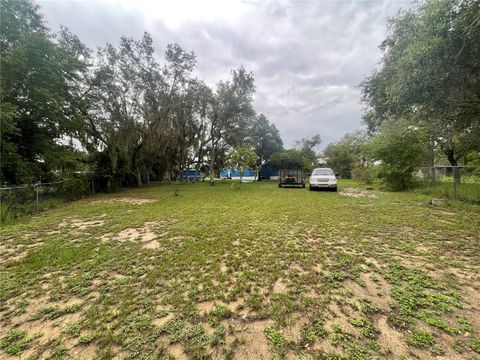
[0, 176, 95, 221]
[416, 166, 480, 204]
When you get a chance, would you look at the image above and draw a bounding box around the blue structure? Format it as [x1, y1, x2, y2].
[220, 166, 279, 180]
[259, 166, 279, 179]
[182, 169, 203, 181]
[220, 168, 256, 179]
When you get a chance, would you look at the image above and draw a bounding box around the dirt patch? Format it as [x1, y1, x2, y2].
[344, 273, 392, 311]
[325, 302, 356, 333]
[168, 343, 187, 359]
[68, 344, 97, 359]
[2, 248, 29, 262]
[3, 297, 85, 358]
[376, 315, 409, 358]
[313, 338, 342, 356]
[283, 314, 308, 341]
[59, 218, 105, 230]
[92, 197, 156, 205]
[233, 319, 273, 360]
[339, 188, 377, 198]
[462, 285, 480, 329]
[143, 239, 161, 249]
[102, 221, 167, 249]
[154, 312, 174, 328]
[116, 228, 144, 242]
[273, 279, 287, 294]
[198, 301, 216, 314]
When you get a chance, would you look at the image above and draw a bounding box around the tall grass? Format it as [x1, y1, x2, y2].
[0, 198, 65, 223]
[415, 181, 480, 204]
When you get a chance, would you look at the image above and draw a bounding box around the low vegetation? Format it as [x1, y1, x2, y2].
[1, 180, 479, 359]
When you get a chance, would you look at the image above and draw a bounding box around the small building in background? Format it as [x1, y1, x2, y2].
[259, 166, 279, 180]
[220, 165, 281, 181]
[182, 169, 204, 181]
[220, 168, 256, 181]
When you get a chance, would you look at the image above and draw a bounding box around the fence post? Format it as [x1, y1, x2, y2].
[35, 183, 39, 212]
[453, 167, 459, 199]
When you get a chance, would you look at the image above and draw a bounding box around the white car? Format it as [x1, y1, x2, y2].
[309, 168, 337, 191]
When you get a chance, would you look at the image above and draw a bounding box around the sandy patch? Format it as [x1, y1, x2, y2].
[92, 197, 156, 205]
[233, 319, 273, 360]
[154, 312, 174, 328]
[143, 239, 161, 249]
[232, 299, 246, 312]
[168, 343, 187, 359]
[339, 188, 377, 198]
[283, 314, 308, 342]
[376, 316, 409, 358]
[197, 301, 216, 314]
[2, 297, 85, 358]
[273, 279, 287, 294]
[344, 273, 392, 311]
[102, 221, 167, 249]
[59, 218, 105, 231]
[68, 344, 97, 359]
[325, 303, 356, 333]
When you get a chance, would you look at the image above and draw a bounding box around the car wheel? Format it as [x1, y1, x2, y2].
[333, 186, 337, 192]
[309, 186, 313, 191]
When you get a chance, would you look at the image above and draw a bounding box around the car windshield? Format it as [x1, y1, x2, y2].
[312, 169, 334, 176]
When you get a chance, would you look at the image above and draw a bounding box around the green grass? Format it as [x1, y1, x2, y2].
[407, 329, 436, 348]
[0, 180, 479, 359]
[415, 180, 480, 204]
[0, 330, 32, 355]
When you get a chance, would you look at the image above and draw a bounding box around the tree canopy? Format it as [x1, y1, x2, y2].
[1, 0, 89, 183]
[0, 0, 282, 188]
[361, 0, 480, 166]
[324, 131, 368, 178]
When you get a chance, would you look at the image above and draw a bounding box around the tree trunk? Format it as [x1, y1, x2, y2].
[445, 149, 461, 184]
[210, 136, 215, 186]
[430, 140, 436, 183]
[145, 168, 150, 186]
[136, 168, 143, 187]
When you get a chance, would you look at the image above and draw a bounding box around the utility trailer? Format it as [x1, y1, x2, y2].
[278, 169, 305, 188]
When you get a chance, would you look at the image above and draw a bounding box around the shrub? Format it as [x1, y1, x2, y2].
[352, 164, 377, 185]
[368, 123, 424, 191]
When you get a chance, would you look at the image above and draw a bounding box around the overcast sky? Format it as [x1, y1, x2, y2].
[39, 0, 412, 149]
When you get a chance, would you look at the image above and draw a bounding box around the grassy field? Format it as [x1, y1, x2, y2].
[1, 180, 479, 360]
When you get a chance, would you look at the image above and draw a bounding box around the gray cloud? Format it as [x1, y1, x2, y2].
[39, 0, 412, 149]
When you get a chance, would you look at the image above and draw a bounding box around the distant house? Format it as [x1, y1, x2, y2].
[259, 166, 279, 180]
[220, 165, 280, 181]
[220, 168, 256, 181]
[182, 169, 203, 181]
[316, 152, 328, 166]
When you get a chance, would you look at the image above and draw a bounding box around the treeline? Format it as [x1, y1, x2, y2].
[324, 0, 480, 190]
[1, 0, 285, 189]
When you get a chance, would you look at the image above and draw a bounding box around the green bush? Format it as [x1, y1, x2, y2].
[368, 123, 424, 191]
[352, 165, 377, 185]
[58, 175, 92, 200]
